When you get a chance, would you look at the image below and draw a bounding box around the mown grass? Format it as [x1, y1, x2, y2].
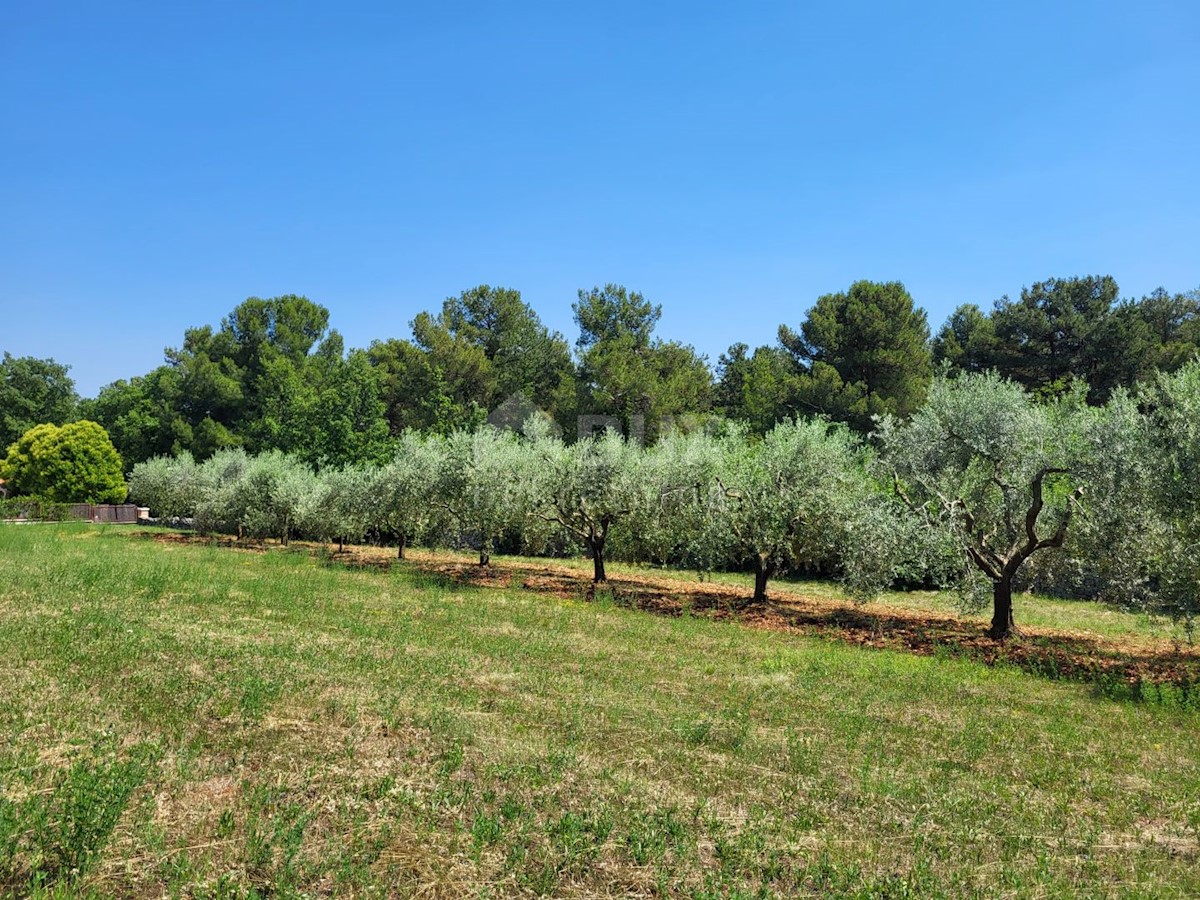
[1, 524, 1198, 898]
[489, 550, 1191, 649]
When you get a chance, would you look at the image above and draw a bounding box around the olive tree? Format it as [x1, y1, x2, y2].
[624, 428, 731, 572]
[1137, 362, 1200, 628]
[302, 465, 373, 551]
[373, 432, 445, 558]
[128, 453, 203, 520]
[707, 417, 868, 604]
[1017, 389, 1162, 609]
[436, 427, 525, 566]
[194, 449, 251, 534]
[878, 372, 1088, 639]
[211, 450, 312, 544]
[526, 424, 641, 583]
[240, 452, 313, 544]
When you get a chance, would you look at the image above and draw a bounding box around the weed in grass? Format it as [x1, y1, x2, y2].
[470, 812, 504, 847]
[624, 807, 688, 866]
[1, 738, 155, 893]
[242, 785, 313, 891]
[237, 674, 282, 723]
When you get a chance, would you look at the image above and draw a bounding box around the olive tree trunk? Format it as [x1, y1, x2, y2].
[589, 537, 607, 583]
[751, 554, 776, 604]
[989, 578, 1016, 640]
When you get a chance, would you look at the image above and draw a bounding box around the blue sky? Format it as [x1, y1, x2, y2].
[2, 1, 1198, 396]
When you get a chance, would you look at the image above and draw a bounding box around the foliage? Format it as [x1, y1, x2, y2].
[301, 465, 374, 550]
[714, 344, 795, 434]
[780, 280, 932, 431]
[128, 453, 203, 520]
[0, 498, 73, 521]
[0, 421, 126, 503]
[935, 279, 1200, 403]
[413, 284, 575, 418]
[704, 418, 870, 601]
[367, 337, 479, 435]
[525, 424, 642, 581]
[573, 284, 713, 441]
[81, 367, 194, 466]
[372, 432, 446, 557]
[226, 451, 313, 543]
[0, 353, 78, 451]
[1137, 362, 1200, 627]
[878, 372, 1092, 636]
[435, 428, 526, 565]
[193, 448, 252, 534]
[622, 427, 730, 571]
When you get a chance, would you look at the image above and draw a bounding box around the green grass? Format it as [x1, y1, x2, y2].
[1, 524, 1198, 897]
[491, 549, 1191, 648]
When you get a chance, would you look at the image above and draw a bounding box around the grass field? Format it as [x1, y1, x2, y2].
[482, 550, 1193, 650]
[1, 525, 1198, 898]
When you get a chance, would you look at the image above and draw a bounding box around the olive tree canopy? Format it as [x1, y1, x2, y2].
[878, 372, 1090, 638]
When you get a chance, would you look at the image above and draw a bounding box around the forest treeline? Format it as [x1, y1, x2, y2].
[4, 275, 1198, 467]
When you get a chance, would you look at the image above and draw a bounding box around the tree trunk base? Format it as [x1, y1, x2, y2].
[987, 622, 1022, 641]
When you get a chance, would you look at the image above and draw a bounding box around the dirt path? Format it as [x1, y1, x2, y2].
[138, 532, 1200, 699]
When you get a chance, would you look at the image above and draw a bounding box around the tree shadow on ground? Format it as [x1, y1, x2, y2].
[138, 531, 1200, 706]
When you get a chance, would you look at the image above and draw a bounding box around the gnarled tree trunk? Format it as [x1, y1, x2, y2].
[590, 539, 607, 583]
[989, 578, 1016, 639]
[752, 554, 775, 604]
[396, 533, 407, 560]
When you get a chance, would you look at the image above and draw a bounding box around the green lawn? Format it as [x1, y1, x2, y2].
[2, 525, 1198, 898]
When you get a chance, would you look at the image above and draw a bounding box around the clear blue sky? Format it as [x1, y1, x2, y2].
[3, 1, 1198, 397]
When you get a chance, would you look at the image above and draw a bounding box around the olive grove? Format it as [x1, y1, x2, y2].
[126, 363, 1200, 638]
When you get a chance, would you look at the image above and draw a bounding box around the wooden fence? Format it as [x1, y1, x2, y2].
[67, 504, 142, 523]
[1, 501, 143, 523]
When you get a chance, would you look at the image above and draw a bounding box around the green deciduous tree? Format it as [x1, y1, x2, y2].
[414, 285, 575, 418]
[715, 344, 795, 434]
[367, 338, 472, 435]
[0, 353, 79, 450]
[82, 367, 193, 466]
[1, 421, 126, 503]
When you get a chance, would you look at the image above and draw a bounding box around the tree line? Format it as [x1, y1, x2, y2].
[122, 365, 1200, 640]
[3, 275, 1197, 466]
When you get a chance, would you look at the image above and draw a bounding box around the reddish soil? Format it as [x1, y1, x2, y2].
[137, 531, 1200, 699]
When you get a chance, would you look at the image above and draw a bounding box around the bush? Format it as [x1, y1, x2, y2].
[0, 421, 126, 503]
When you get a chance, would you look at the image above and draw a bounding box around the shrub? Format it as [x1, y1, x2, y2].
[0, 421, 126, 503]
